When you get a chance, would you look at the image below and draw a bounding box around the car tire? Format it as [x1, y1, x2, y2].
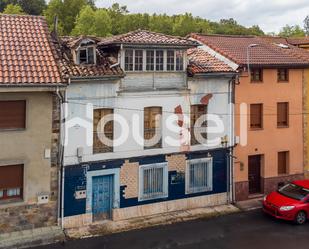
[294, 211, 307, 225]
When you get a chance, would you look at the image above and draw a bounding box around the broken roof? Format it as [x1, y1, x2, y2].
[55, 36, 124, 79]
[187, 48, 235, 76]
[0, 14, 63, 85]
[99, 30, 198, 48]
[190, 33, 309, 68]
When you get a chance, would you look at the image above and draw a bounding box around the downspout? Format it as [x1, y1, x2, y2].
[228, 76, 236, 203]
[55, 86, 64, 229]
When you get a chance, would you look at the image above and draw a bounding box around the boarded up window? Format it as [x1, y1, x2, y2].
[250, 104, 263, 129]
[0, 100, 26, 130]
[144, 107, 162, 149]
[277, 69, 289, 82]
[277, 102, 289, 127]
[93, 109, 113, 154]
[0, 164, 23, 200]
[190, 105, 207, 145]
[250, 68, 263, 82]
[278, 151, 289, 175]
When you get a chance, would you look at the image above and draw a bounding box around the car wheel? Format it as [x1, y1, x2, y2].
[295, 211, 307, 225]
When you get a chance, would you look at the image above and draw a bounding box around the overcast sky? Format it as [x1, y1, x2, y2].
[96, 0, 309, 33]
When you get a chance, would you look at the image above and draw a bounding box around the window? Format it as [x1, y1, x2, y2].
[144, 107, 162, 149]
[146, 50, 155, 71]
[176, 50, 184, 71]
[135, 50, 143, 71]
[167, 50, 175, 71]
[250, 104, 263, 129]
[190, 105, 207, 145]
[277, 102, 289, 127]
[186, 158, 213, 194]
[250, 68, 263, 82]
[0, 100, 26, 130]
[278, 69, 289, 82]
[278, 151, 289, 175]
[139, 162, 168, 201]
[156, 50, 164, 71]
[125, 49, 134, 71]
[93, 108, 114, 154]
[0, 164, 23, 201]
[78, 47, 95, 64]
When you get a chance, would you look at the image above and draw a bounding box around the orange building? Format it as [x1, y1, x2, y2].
[190, 34, 309, 201]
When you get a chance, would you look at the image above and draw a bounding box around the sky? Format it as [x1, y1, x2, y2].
[96, 0, 309, 33]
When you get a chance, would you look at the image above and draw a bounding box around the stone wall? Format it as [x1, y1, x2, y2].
[262, 174, 304, 194]
[0, 202, 57, 233]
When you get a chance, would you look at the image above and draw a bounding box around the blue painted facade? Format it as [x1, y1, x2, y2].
[63, 148, 229, 218]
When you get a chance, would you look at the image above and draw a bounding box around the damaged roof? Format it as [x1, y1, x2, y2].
[187, 48, 235, 75]
[99, 30, 198, 48]
[0, 14, 63, 85]
[190, 33, 309, 68]
[55, 36, 124, 79]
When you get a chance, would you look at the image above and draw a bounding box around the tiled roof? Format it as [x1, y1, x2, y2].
[287, 38, 309, 46]
[0, 14, 63, 85]
[55, 36, 124, 79]
[187, 48, 235, 75]
[190, 34, 309, 68]
[99, 30, 198, 47]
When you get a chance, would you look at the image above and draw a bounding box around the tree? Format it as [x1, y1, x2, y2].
[172, 13, 197, 36]
[72, 6, 112, 37]
[0, 0, 46, 15]
[279, 24, 305, 37]
[304, 16, 309, 36]
[44, 0, 90, 35]
[3, 4, 24, 14]
[149, 14, 174, 35]
[107, 3, 128, 35]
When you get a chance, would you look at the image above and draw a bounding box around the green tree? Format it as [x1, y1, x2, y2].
[44, 0, 89, 35]
[279, 24, 305, 37]
[107, 3, 128, 35]
[173, 13, 197, 36]
[149, 14, 174, 35]
[0, 0, 46, 15]
[72, 6, 112, 36]
[3, 3, 24, 14]
[304, 15, 309, 36]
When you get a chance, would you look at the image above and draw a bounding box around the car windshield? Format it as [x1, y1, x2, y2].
[278, 183, 309, 201]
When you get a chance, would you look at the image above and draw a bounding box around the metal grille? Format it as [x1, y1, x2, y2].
[187, 160, 212, 194]
[139, 163, 167, 201]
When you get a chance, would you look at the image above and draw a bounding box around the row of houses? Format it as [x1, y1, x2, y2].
[1, 14, 309, 233]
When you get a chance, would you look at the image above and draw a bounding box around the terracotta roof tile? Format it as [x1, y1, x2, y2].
[0, 14, 63, 85]
[99, 30, 198, 47]
[187, 48, 235, 75]
[190, 34, 309, 68]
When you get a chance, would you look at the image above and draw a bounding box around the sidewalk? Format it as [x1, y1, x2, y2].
[0, 226, 65, 249]
[65, 204, 240, 239]
[235, 197, 263, 211]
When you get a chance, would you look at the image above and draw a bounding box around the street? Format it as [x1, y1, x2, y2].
[32, 209, 309, 249]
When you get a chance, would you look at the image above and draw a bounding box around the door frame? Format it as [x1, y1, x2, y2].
[86, 168, 120, 219]
[248, 155, 262, 195]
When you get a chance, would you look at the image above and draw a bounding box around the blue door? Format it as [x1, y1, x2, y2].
[92, 175, 113, 221]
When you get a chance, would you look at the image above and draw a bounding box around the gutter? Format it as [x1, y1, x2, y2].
[70, 75, 125, 82]
[0, 83, 67, 87]
[191, 72, 238, 78]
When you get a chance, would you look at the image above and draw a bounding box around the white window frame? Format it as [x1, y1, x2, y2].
[138, 162, 168, 201]
[77, 46, 96, 65]
[185, 158, 213, 194]
[122, 49, 186, 72]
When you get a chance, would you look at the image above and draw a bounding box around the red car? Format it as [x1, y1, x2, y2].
[263, 180, 309, 225]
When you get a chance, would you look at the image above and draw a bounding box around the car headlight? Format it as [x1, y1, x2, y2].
[279, 206, 295, 211]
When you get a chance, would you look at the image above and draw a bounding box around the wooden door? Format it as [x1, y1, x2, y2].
[248, 155, 261, 194]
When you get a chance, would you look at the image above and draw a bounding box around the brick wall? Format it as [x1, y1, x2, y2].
[166, 154, 187, 172]
[120, 160, 139, 199]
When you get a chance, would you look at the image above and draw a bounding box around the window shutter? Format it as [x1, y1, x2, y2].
[0, 100, 26, 129]
[277, 102, 288, 127]
[250, 104, 262, 128]
[0, 165, 23, 189]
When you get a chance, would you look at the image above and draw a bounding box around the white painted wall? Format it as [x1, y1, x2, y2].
[63, 75, 232, 166]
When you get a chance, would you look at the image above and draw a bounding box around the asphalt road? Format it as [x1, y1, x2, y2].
[33, 209, 309, 249]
